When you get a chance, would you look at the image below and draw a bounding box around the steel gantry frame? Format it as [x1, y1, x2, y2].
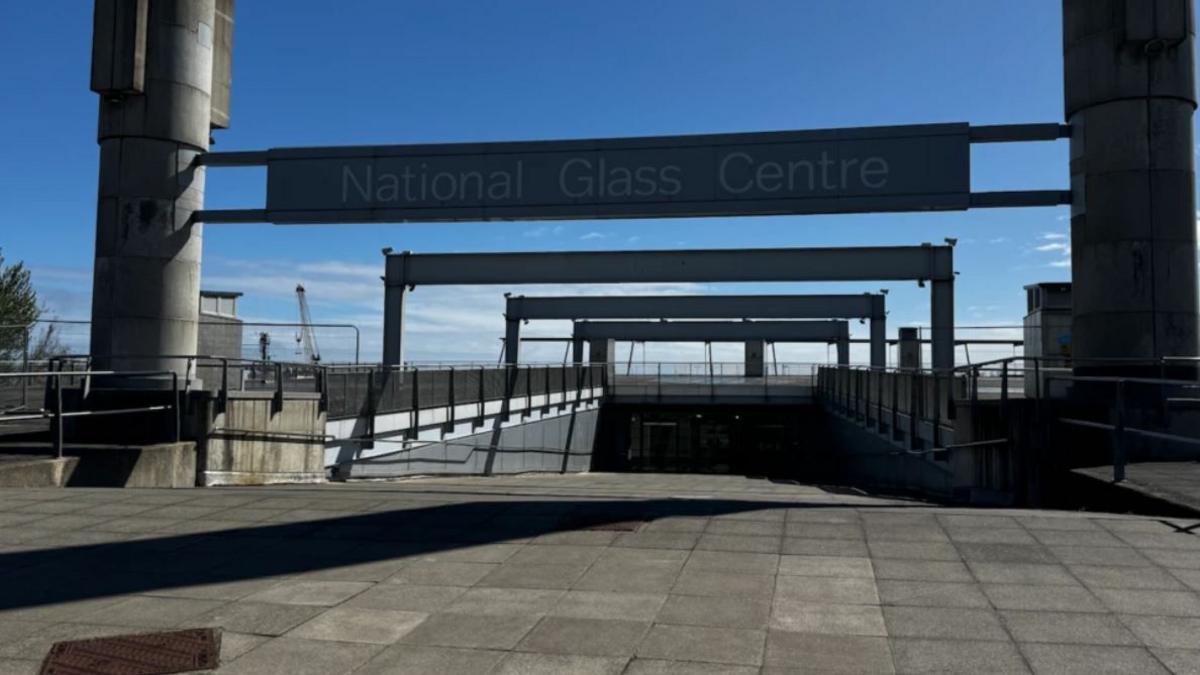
[383, 244, 955, 370]
[570, 320, 851, 375]
[503, 294, 884, 367]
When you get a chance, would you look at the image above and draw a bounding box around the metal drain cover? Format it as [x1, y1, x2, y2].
[41, 628, 220, 675]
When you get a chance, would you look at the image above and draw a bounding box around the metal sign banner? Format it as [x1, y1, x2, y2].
[264, 123, 969, 223]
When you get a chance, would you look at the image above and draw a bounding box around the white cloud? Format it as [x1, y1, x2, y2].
[1041, 232, 1067, 241]
[1035, 242, 1068, 252]
[1048, 259, 1071, 268]
[580, 231, 606, 240]
[523, 225, 564, 238]
[987, 237, 1008, 244]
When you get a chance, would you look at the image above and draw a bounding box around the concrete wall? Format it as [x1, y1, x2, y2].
[198, 313, 244, 360]
[821, 413, 955, 499]
[335, 407, 600, 479]
[197, 393, 327, 486]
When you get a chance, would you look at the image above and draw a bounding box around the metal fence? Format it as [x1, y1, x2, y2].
[819, 356, 1200, 483]
[817, 365, 961, 451]
[0, 369, 181, 457]
[324, 364, 606, 420]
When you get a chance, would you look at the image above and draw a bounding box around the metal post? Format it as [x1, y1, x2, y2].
[478, 366, 485, 419]
[272, 362, 283, 413]
[504, 319, 520, 366]
[448, 366, 456, 427]
[908, 374, 918, 450]
[383, 254, 409, 366]
[891, 373, 899, 439]
[21, 325, 29, 409]
[869, 314, 886, 368]
[171, 372, 180, 442]
[1113, 380, 1126, 482]
[220, 359, 228, 412]
[931, 279, 955, 371]
[525, 366, 532, 417]
[53, 374, 64, 459]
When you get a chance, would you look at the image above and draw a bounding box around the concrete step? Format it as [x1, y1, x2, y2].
[0, 443, 196, 488]
[0, 453, 78, 487]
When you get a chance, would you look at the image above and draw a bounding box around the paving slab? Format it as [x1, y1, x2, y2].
[889, 638, 1029, 674]
[549, 591, 666, 621]
[877, 580, 990, 608]
[764, 631, 894, 674]
[669, 570, 775, 598]
[344, 583, 466, 612]
[778, 554, 874, 578]
[636, 624, 765, 666]
[286, 606, 427, 644]
[770, 600, 887, 637]
[195, 601, 326, 636]
[399, 612, 540, 650]
[354, 645, 506, 675]
[656, 593, 771, 629]
[882, 606, 1010, 641]
[516, 617, 649, 657]
[241, 580, 371, 606]
[445, 588, 564, 617]
[493, 652, 629, 675]
[982, 583, 1107, 613]
[1018, 643, 1170, 675]
[1150, 648, 1200, 675]
[218, 637, 382, 675]
[2, 473, 1199, 674]
[1000, 610, 1140, 645]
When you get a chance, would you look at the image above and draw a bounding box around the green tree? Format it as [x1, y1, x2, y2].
[0, 250, 40, 361]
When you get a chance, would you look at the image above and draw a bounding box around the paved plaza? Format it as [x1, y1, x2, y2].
[0, 473, 1198, 674]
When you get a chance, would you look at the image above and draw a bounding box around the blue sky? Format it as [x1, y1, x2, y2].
[2, 2, 1084, 363]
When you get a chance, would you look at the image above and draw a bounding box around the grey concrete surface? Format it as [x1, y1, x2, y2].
[0, 474, 1198, 674]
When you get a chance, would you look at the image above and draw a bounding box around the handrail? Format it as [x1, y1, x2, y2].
[0, 369, 180, 458]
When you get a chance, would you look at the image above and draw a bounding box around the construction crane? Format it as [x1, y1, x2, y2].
[294, 284, 321, 363]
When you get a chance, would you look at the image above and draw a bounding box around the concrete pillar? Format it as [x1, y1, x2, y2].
[899, 327, 921, 370]
[89, 0, 221, 375]
[1064, 0, 1199, 373]
[503, 318, 520, 366]
[869, 317, 886, 368]
[744, 340, 765, 377]
[930, 279, 955, 370]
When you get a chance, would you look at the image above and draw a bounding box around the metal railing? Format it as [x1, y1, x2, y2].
[820, 356, 1200, 486]
[817, 365, 960, 452]
[0, 369, 181, 458]
[323, 363, 607, 421]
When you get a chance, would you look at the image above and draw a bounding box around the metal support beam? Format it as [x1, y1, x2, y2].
[506, 293, 887, 368]
[386, 246, 953, 285]
[572, 320, 850, 343]
[383, 246, 951, 367]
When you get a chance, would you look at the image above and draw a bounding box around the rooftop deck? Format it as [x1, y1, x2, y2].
[0, 474, 1198, 673]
